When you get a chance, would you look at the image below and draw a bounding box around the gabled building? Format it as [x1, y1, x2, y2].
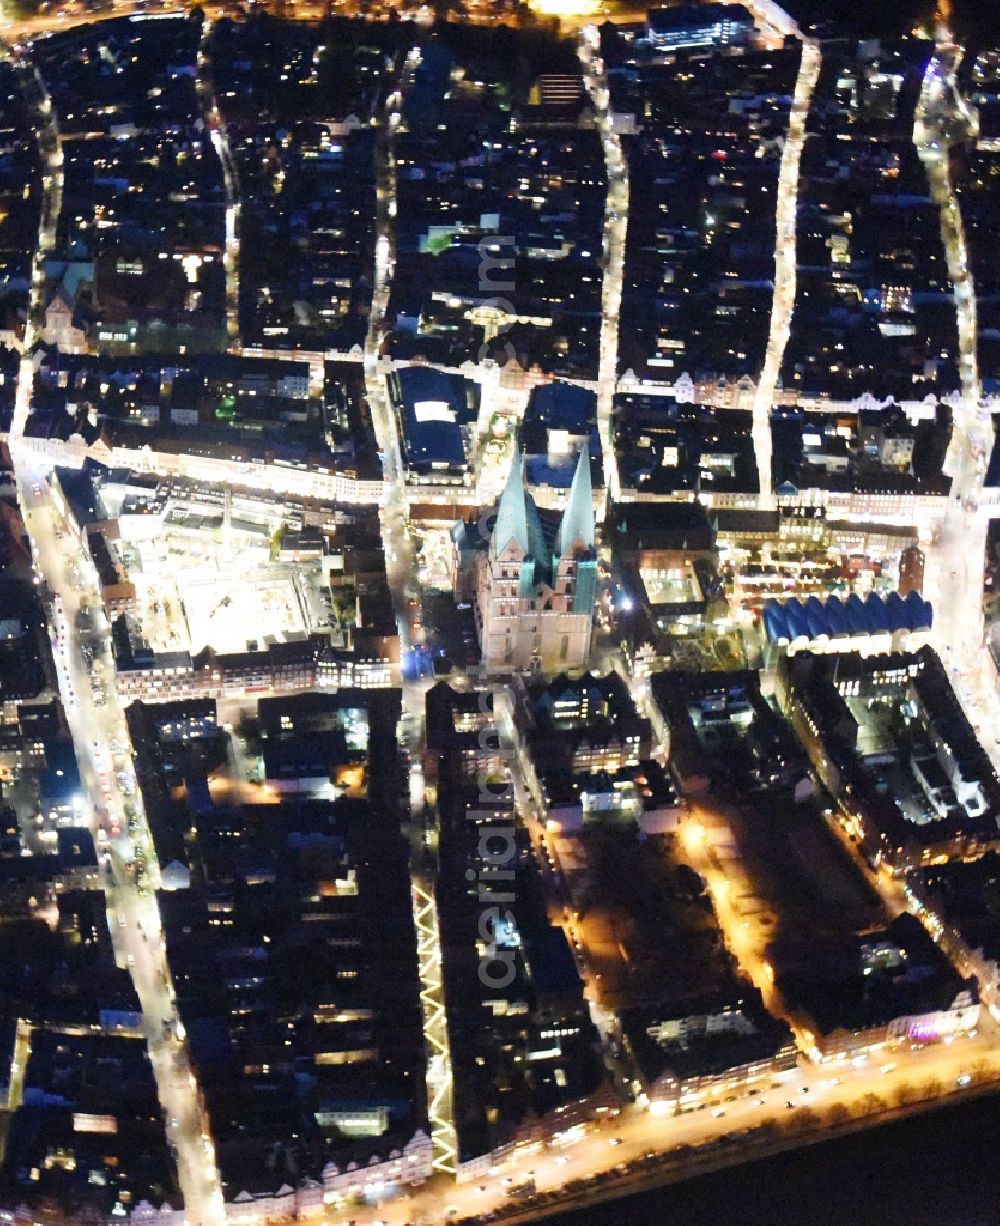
[456, 442, 597, 673]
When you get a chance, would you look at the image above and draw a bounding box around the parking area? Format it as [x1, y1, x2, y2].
[423, 590, 481, 670]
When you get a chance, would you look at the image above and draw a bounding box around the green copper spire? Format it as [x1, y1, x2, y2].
[556, 445, 595, 557]
[493, 440, 529, 555]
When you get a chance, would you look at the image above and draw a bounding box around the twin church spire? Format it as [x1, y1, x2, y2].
[493, 440, 531, 557]
[473, 434, 598, 671]
[556, 441, 595, 556]
[493, 439, 595, 560]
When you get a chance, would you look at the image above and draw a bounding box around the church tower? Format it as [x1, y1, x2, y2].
[553, 444, 598, 618]
[474, 442, 597, 672]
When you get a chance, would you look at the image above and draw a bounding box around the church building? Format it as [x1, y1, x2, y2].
[451, 442, 598, 673]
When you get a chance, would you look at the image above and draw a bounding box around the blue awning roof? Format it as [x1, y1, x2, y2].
[762, 591, 933, 644]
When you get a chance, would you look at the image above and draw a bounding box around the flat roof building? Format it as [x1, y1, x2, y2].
[646, 5, 755, 52]
[387, 365, 480, 482]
